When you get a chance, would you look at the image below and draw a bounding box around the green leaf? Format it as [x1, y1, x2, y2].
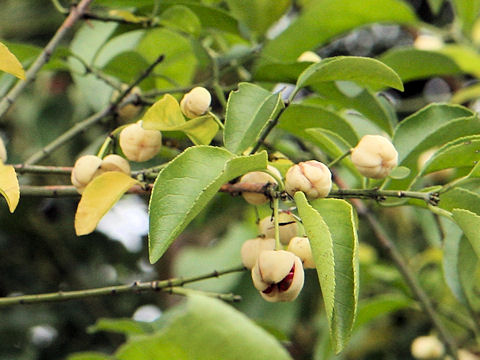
[0, 41, 25, 79]
[458, 236, 480, 311]
[102, 51, 154, 90]
[226, 0, 291, 37]
[278, 104, 359, 147]
[438, 45, 480, 78]
[159, 5, 202, 36]
[224, 83, 283, 154]
[142, 95, 219, 145]
[260, 0, 417, 63]
[309, 81, 394, 135]
[295, 192, 359, 353]
[388, 166, 411, 180]
[115, 295, 292, 360]
[379, 48, 462, 82]
[0, 163, 19, 213]
[294, 57, 403, 95]
[439, 187, 480, 215]
[427, 0, 446, 14]
[453, 209, 480, 259]
[75, 172, 139, 236]
[88, 318, 153, 336]
[354, 294, 412, 329]
[451, 0, 480, 34]
[148, 147, 267, 263]
[67, 352, 113, 360]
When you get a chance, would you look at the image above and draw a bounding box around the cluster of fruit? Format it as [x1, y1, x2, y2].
[238, 134, 398, 302]
[70, 87, 211, 192]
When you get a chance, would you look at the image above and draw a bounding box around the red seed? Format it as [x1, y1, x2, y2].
[278, 265, 295, 292]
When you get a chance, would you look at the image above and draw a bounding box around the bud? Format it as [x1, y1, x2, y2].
[71, 155, 103, 193]
[239, 165, 281, 205]
[0, 137, 6, 163]
[180, 87, 211, 119]
[297, 51, 322, 63]
[113, 85, 142, 121]
[285, 160, 332, 199]
[458, 349, 480, 360]
[99, 154, 131, 174]
[414, 34, 443, 51]
[119, 122, 162, 162]
[258, 212, 298, 245]
[410, 335, 445, 359]
[240, 237, 276, 270]
[287, 236, 315, 269]
[251, 250, 304, 302]
[351, 135, 398, 179]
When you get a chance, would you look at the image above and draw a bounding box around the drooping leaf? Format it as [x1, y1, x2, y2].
[158, 5, 202, 36]
[451, 0, 480, 34]
[310, 197, 359, 353]
[224, 83, 283, 154]
[295, 192, 359, 353]
[457, 236, 480, 311]
[453, 209, 480, 259]
[148, 147, 267, 263]
[278, 104, 359, 147]
[294, 57, 403, 96]
[75, 172, 139, 236]
[142, 94, 219, 145]
[88, 318, 153, 336]
[379, 48, 462, 82]
[438, 44, 480, 78]
[0, 163, 19, 213]
[0, 41, 25, 79]
[439, 187, 480, 215]
[115, 295, 292, 360]
[225, 0, 291, 37]
[260, 0, 417, 62]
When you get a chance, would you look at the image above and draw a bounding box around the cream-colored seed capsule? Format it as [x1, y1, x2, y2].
[0, 137, 7, 163]
[71, 155, 103, 193]
[287, 236, 315, 269]
[113, 86, 142, 121]
[297, 51, 322, 63]
[180, 87, 211, 119]
[351, 135, 398, 179]
[258, 212, 298, 245]
[239, 165, 282, 205]
[240, 237, 276, 270]
[99, 154, 131, 174]
[252, 250, 304, 302]
[285, 160, 332, 199]
[410, 335, 445, 359]
[119, 122, 162, 162]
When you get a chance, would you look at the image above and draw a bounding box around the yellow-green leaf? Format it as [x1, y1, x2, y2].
[0, 163, 19, 213]
[0, 42, 25, 80]
[75, 172, 138, 236]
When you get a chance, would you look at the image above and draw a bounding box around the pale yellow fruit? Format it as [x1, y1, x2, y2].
[114, 86, 142, 121]
[0, 137, 6, 163]
[71, 155, 103, 193]
[240, 237, 276, 270]
[297, 51, 322, 63]
[287, 237, 315, 269]
[351, 135, 398, 179]
[119, 122, 162, 162]
[180, 87, 211, 119]
[285, 160, 332, 199]
[239, 165, 281, 205]
[414, 34, 443, 51]
[258, 212, 298, 245]
[410, 335, 445, 359]
[99, 154, 131, 174]
[252, 250, 304, 302]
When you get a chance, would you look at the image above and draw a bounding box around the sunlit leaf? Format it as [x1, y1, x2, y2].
[88, 318, 153, 336]
[75, 172, 139, 236]
[148, 147, 267, 263]
[0, 163, 19, 213]
[67, 352, 113, 360]
[0, 42, 25, 79]
[159, 5, 202, 36]
[453, 209, 480, 259]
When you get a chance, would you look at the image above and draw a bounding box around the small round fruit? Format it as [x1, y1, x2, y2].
[410, 335, 445, 359]
[287, 237, 315, 269]
[119, 122, 162, 162]
[180, 87, 211, 119]
[99, 154, 131, 174]
[251, 250, 304, 302]
[297, 51, 322, 63]
[113, 86, 142, 121]
[351, 135, 398, 179]
[0, 137, 6, 163]
[258, 212, 298, 245]
[71, 155, 102, 193]
[240, 237, 276, 270]
[285, 160, 332, 199]
[239, 165, 282, 205]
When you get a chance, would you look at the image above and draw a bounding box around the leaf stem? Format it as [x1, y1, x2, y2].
[0, 265, 246, 307]
[327, 149, 352, 168]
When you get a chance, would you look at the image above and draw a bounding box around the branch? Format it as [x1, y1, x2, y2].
[0, 0, 95, 120]
[0, 265, 246, 307]
[249, 105, 288, 155]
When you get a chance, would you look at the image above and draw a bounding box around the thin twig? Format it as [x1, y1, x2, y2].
[166, 287, 242, 303]
[249, 105, 288, 155]
[0, 0, 95, 120]
[0, 265, 246, 307]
